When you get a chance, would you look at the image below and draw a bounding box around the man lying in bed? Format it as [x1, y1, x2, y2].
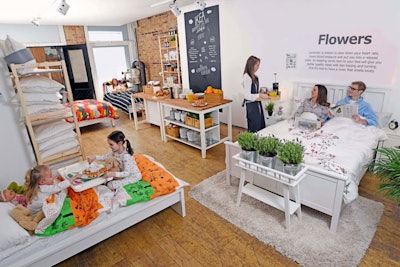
[335, 81, 377, 126]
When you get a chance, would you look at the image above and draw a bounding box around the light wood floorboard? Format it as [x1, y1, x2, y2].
[56, 110, 400, 267]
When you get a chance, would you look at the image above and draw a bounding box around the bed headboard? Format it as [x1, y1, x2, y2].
[294, 82, 390, 113]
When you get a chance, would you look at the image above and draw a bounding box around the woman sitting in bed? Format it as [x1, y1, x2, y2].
[294, 84, 330, 124]
[110, 78, 124, 93]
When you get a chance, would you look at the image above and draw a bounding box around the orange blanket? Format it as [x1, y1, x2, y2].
[134, 154, 179, 199]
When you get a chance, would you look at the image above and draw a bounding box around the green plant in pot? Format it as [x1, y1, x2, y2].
[277, 139, 304, 175]
[266, 102, 274, 116]
[237, 131, 258, 162]
[256, 135, 281, 168]
[368, 147, 400, 206]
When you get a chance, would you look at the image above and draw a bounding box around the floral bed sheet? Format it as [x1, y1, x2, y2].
[258, 117, 387, 203]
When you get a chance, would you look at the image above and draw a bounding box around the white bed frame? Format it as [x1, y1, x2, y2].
[226, 82, 389, 232]
[78, 116, 115, 127]
[1, 178, 188, 267]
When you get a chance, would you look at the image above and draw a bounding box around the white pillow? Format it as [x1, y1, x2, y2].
[375, 112, 392, 128]
[0, 203, 31, 251]
[24, 92, 61, 103]
[40, 139, 79, 158]
[19, 75, 65, 93]
[33, 120, 74, 143]
[3, 35, 37, 74]
[26, 103, 65, 115]
[38, 131, 77, 150]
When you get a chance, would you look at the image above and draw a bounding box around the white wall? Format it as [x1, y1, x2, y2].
[178, 0, 400, 128]
[0, 57, 34, 188]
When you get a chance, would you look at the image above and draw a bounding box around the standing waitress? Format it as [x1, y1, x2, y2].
[242, 55, 270, 132]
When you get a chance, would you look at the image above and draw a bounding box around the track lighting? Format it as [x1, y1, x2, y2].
[31, 17, 40, 26]
[169, 0, 181, 17]
[195, 0, 206, 11]
[57, 0, 70, 16]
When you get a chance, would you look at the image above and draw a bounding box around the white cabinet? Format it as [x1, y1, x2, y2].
[158, 34, 181, 88]
[375, 127, 400, 165]
[160, 99, 233, 158]
[10, 61, 84, 166]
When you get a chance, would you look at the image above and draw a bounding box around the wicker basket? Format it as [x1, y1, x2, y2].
[165, 125, 179, 138]
[204, 92, 223, 103]
[185, 116, 196, 126]
[194, 117, 213, 128]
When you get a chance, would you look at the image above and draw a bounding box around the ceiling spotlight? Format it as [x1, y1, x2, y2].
[169, 0, 181, 17]
[57, 0, 70, 16]
[31, 17, 40, 26]
[195, 0, 206, 11]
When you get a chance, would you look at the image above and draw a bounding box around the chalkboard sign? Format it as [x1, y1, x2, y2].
[184, 5, 221, 93]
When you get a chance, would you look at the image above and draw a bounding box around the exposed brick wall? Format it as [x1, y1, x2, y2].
[136, 11, 177, 86]
[63, 26, 86, 44]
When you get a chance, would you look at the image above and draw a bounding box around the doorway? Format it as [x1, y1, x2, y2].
[62, 44, 96, 100]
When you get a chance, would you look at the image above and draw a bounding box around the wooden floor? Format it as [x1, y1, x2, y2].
[56, 111, 400, 267]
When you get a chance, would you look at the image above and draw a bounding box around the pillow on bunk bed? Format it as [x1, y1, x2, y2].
[0, 203, 31, 252]
[26, 103, 65, 115]
[38, 131, 77, 151]
[23, 92, 61, 103]
[33, 120, 74, 143]
[19, 76, 65, 93]
[3, 35, 37, 74]
[40, 139, 80, 158]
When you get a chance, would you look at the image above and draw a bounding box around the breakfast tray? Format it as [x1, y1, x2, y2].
[58, 161, 111, 192]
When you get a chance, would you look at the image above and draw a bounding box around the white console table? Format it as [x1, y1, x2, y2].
[233, 152, 308, 231]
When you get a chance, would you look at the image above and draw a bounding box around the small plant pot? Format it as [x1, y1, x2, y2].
[267, 110, 273, 116]
[282, 163, 301, 176]
[258, 154, 276, 169]
[241, 150, 257, 162]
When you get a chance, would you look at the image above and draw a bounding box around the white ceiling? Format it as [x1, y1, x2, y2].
[0, 0, 196, 26]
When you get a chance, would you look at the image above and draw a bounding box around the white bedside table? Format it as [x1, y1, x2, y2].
[376, 126, 400, 162]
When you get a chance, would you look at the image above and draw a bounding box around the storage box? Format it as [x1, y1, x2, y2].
[165, 125, 179, 138]
[185, 116, 196, 126]
[204, 92, 224, 103]
[194, 117, 213, 128]
[143, 85, 161, 94]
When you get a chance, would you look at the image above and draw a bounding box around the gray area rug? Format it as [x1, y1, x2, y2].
[189, 171, 384, 267]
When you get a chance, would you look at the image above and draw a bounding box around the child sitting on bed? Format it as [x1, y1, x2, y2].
[87, 130, 142, 190]
[0, 189, 27, 207]
[25, 165, 81, 216]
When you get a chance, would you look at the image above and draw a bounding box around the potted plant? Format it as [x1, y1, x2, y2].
[237, 131, 258, 162]
[266, 102, 274, 116]
[277, 139, 304, 175]
[255, 135, 281, 168]
[170, 36, 176, 47]
[368, 147, 400, 206]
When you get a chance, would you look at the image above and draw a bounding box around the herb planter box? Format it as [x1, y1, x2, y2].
[194, 117, 213, 128]
[185, 117, 196, 126]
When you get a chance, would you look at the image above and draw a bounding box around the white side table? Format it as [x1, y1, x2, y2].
[376, 126, 400, 163]
[233, 152, 308, 231]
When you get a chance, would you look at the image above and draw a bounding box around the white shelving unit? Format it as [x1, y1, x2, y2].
[160, 99, 233, 158]
[158, 33, 181, 88]
[233, 152, 308, 231]
[10, 60, 85, 166]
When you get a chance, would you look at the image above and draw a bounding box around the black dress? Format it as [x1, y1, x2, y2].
[243, 76, 265, 132]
